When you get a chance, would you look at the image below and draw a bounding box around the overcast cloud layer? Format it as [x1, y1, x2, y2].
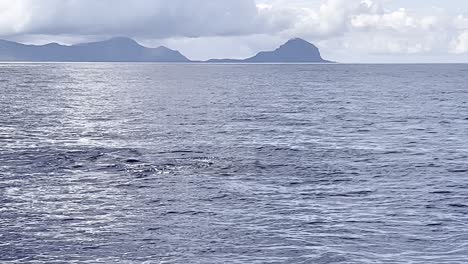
[1, 0, 468, 62]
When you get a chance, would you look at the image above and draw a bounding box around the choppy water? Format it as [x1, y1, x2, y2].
[1, 63, 467, 263]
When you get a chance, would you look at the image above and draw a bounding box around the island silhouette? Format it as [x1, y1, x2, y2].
[208, 38, 332, 63]
[0, 37, 333, 63]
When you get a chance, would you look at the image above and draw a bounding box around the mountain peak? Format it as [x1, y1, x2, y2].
[279, 38, 319, 51]
[243, 37, 330, 63]
[107, 36, 139, 44]
[286, 38, 310, 44]
[102, 37, 142, 48]
[73, 37, 142, 49]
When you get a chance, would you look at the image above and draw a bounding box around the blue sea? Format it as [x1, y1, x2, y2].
[1, 63, 467, 263]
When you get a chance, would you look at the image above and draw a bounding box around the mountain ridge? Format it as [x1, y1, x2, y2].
[0, 37, 334, 63]
[0, 37, 189, 62]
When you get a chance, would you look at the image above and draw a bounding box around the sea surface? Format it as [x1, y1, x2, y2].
[0, 63, 467, 263]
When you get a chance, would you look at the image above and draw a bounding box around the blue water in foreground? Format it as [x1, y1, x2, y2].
[1, 63, 467, 263]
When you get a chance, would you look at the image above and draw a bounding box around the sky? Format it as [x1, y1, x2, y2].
[1, 0, 468, 62]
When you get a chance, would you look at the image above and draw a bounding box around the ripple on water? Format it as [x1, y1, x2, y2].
[1, 64, 468, 263]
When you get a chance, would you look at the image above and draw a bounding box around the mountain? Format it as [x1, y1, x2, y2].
[207, 38, 333, 63]
[0, 37, 189, 62]
[0, 37, 333, 63]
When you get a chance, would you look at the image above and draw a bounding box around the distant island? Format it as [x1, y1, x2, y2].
[0, 37, 189, 62]
[0, 37, 333, 63]
[207, 38, 333, 63]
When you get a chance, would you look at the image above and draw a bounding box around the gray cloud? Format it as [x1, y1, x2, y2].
[0, 0, 289, 38]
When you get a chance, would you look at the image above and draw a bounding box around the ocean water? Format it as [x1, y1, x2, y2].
[0, 63, 467, 263]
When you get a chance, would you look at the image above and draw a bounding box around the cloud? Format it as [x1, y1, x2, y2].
[451, 31, 468, 54]
[454, 15, 468, 30]
[351, 9, 437, 31]
[0, 1, 29, 35]
[258, 0, 463, 56]
[1, 0, 468, 61]
[0, 0, 287, 38]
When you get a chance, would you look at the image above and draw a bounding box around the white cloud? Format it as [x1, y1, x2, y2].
[0, 1, 30, 35]
[454, 15, 468, 30]
[451, 31, 468, 54]
[261, 0, 462, 56]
